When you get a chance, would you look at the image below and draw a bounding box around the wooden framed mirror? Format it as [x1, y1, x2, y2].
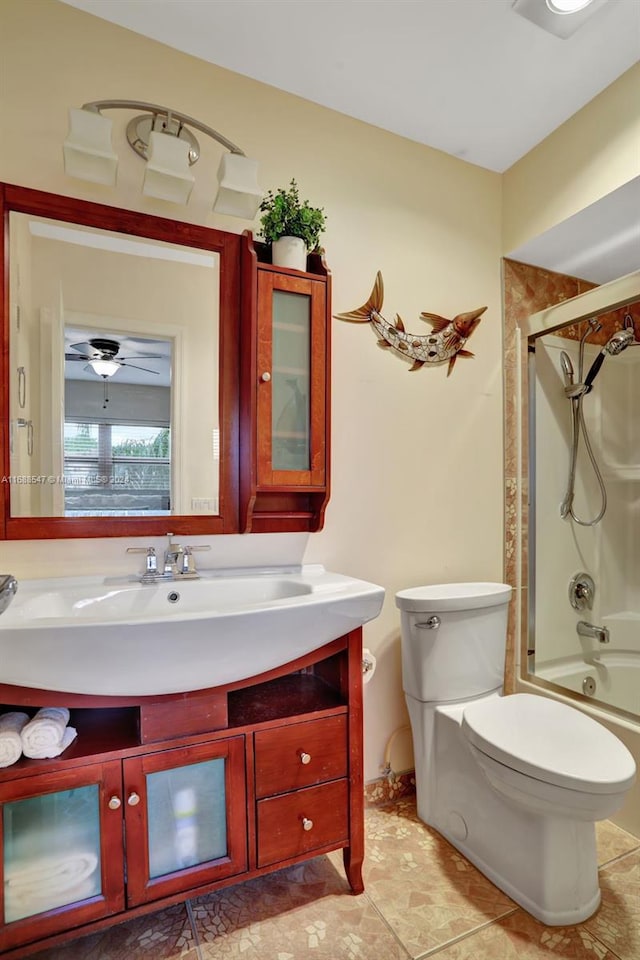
[0, 183, 240, 539]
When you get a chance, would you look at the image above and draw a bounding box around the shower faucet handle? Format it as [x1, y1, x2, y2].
[568, 572, 594, 611]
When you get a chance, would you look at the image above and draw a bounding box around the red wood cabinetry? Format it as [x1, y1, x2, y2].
[240, 233, 331, 533]
[0, 630, 363, 958]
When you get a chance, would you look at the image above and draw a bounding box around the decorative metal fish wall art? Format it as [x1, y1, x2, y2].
[334, 272, 486, 375]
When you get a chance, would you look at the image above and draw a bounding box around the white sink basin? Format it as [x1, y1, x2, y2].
[0, 565, 384, 697]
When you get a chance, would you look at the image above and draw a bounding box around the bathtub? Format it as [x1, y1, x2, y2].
[534, 652, 640, 717]
[518, 659, 640, 837]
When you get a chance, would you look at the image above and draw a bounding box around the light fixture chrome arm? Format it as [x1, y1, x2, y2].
[64, 98, 263, 216]
[81, 100, 246, 156]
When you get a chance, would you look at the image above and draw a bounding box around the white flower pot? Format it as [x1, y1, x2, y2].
[271, 236, 307, 271]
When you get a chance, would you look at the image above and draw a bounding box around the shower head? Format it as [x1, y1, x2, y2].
[604, 328, 634, 355]
[560, 351, 574, 388]
[584, 328, 634, 390]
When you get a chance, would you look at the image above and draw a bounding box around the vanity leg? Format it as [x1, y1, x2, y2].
[343, 846, 364, 893]
[344, 627, 365, 894]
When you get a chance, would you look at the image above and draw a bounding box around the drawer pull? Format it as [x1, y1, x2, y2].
[302, 817, 314, 832]
[108, 795, 121, 810]
[299, 751, 311, 765]
[127, 792, 141, 807]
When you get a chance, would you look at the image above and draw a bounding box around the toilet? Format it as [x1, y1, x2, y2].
[396, 582, 636, 926]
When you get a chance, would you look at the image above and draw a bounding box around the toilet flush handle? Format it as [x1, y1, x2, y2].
[415, 616, 441, 630]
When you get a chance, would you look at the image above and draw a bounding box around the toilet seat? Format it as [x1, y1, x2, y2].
[462, 694, 636, 795]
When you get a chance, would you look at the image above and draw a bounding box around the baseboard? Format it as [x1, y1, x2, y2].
[364, 770, 415, 806]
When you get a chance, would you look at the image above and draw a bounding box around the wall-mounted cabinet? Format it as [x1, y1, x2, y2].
[0, 630, 363, 958]
[240, 233, 331, 533]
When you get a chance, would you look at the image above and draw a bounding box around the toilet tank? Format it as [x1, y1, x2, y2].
[396, 583, 512, 702]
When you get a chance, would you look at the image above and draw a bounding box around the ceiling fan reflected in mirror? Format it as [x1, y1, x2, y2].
[65, 337, 163, 379]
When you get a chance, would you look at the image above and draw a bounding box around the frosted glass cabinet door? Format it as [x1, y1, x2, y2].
[271, 289, 311, 472]
[0, 761, 124, 951]
[124, 737, 247, 906]
[146, 758, 227, 878]
[3, 785, 101, 924]
[257, 271, 327, 487]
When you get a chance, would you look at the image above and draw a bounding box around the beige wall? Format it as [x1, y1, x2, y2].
[15, 0, 640, 783]
[0, 0, 504, 780]
[502, 62, 640, 254]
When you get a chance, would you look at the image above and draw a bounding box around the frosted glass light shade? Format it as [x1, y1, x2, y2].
[143, 131, 195, 204]
[87, 359, 121, 378]
[63, 108, 118, 186]
[213, 154, 263, 219]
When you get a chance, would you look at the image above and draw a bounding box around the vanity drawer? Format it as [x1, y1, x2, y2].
[254, 715, 347, 798]
[256, 779, 348, 867]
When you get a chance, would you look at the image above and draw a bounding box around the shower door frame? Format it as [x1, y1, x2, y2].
[519, 270, 640, 718]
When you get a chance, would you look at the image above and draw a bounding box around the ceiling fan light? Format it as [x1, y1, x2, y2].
[213, 153, 263, 219]
[88, 358, 121, 378]
[143, 131, 195, 204]
[63, 108, 118, 186]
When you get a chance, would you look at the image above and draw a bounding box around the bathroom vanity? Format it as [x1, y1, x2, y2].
[0, 629, 364, 957]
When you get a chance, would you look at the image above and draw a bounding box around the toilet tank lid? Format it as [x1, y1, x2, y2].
[462, 694, 637, 795]
[395, 582, 512, 612]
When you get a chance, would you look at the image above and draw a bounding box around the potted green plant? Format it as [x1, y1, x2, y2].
[259, 178, 326, 271]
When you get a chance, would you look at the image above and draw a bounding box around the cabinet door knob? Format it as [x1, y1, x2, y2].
[260, 371, 271, 382]
[299, 751, 311, 765]
[108, 795, 121, 810]
[127, 792, 141, 806]
[302, 817, 314, 832]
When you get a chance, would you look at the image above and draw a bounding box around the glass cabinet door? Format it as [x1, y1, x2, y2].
[146, 758, 227, 878]
[124, 737, 246, 906]
[257, 272, 327, 487]
[0, 761, 124, 951]
[4, 785, 101, 924]
[271, 289, 311, 473]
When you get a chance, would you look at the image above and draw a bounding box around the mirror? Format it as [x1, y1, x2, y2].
[1, 183, 240, 539]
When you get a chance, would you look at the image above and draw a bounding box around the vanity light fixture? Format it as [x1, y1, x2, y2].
[512, 0, 609, 37]
[86, 358, 121, 378]
[63, 100, 263, 217]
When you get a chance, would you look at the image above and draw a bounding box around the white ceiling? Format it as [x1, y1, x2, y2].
[60, 0, 640, 282]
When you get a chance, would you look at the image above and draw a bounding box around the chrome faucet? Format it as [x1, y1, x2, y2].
[163, 535, 184, 577]
[127, 534, 210, 582]
[0, 575, 18, 615]
[577, 620, 610, 644]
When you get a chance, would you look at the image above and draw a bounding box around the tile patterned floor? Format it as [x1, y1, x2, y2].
[29, 797, 640, 960]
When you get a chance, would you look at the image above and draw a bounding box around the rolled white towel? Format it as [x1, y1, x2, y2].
[21, 707, 77, 759]
[4, 850, 99, 923]
[0, 712, 29, 767]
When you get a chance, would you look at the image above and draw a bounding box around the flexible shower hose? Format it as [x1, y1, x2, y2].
[560, 391, 607, 526]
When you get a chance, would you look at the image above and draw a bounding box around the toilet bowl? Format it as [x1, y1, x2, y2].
[397, 582, 636, 926]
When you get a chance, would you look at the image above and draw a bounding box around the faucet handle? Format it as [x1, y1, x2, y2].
[179, 544, 211, 576]
[127, 546, 158, 578]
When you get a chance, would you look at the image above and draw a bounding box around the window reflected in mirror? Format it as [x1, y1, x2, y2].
[63, 329, 172, 517]
[9, 212, 220, 519]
